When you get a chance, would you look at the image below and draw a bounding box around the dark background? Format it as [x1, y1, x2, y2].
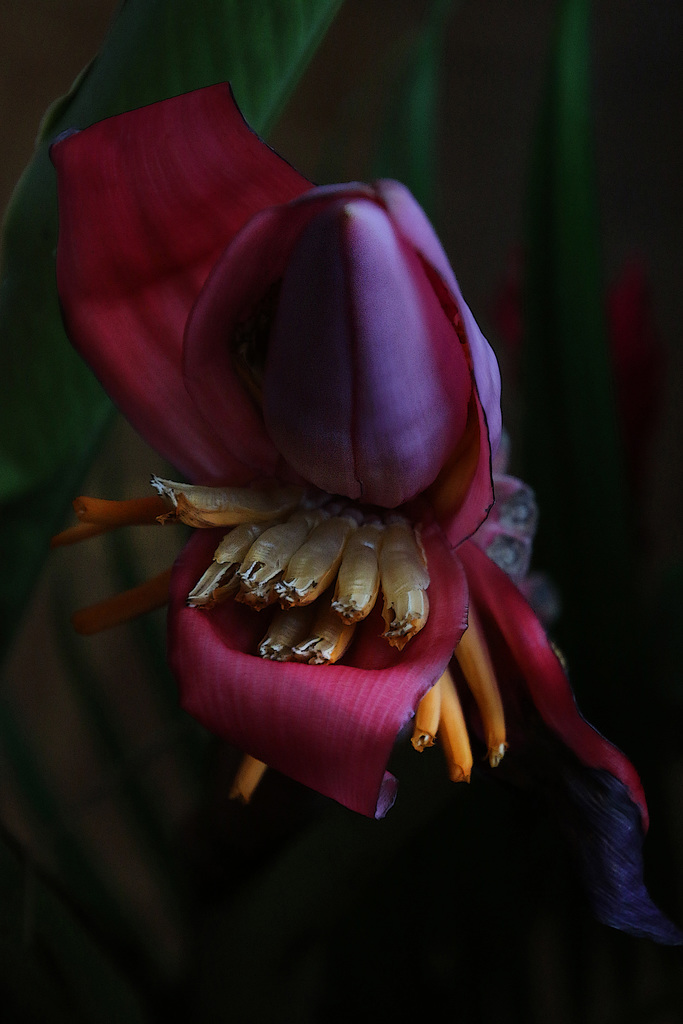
[1, 2, 681, 1021]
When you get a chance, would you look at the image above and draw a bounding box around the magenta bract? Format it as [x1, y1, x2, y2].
[50, 85, 680, 942]
[170, 523, 467, 817]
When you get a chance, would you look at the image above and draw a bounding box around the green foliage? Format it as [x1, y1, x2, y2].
[370, 0, 456, 220]
[522, 0, 633, 719]
[0, 0, 343, 1016]
[0, 0, 343, 659]
[0, 823, 146, 1023]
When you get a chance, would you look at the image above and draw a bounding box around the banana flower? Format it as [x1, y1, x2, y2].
[50, 85, 680, 943]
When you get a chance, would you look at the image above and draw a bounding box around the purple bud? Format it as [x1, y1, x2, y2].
[263, 198, 473, 508]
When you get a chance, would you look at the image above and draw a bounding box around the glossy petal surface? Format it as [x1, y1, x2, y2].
[52, 84, 310, 482]
[169, 522, 467, 817]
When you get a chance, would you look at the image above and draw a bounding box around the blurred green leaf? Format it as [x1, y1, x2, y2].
[370, 0, 455, 220]
[522, 0, 634, 719]
[0, 823, 146, 1022]
[0, 698, 164, 975]
[0, 0, 343, 658]
[0, 433, 110, 660]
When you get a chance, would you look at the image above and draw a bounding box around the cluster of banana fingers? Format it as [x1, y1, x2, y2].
[153, 478, 430, 665]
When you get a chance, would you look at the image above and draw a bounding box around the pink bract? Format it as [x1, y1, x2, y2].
[50, 85, 683, 941]
[170, 522, 467, 817]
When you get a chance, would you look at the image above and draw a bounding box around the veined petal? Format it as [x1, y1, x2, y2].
[52, 84, 311, 482]
[168, 522, 468, 817]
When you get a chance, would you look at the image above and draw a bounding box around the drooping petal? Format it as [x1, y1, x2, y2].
[52, 84, 311, 482]
[262, 197, 472, 507]
[558, 765, 682, 943]
[168, 522, 468, 817]
[459, 540, 681, 942]
[460, 539, 647, 819]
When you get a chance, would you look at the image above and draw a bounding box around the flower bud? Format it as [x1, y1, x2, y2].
[262, 198, 473, 508]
